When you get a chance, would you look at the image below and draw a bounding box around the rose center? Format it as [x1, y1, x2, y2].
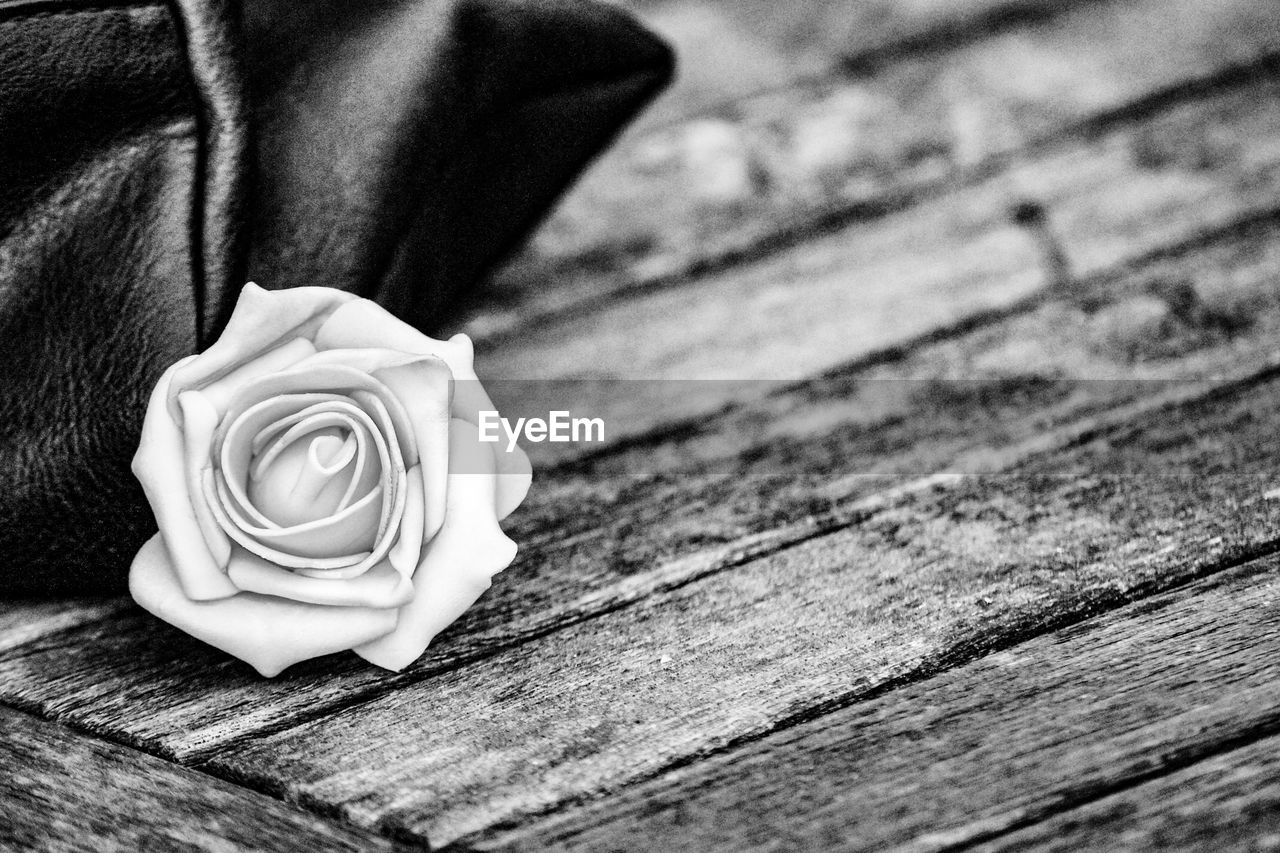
[247, 425, 367, 527]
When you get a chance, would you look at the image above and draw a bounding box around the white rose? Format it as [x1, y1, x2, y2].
[128, 283, 530, 676]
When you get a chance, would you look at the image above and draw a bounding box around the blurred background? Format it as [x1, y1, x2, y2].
[455, 0, 1280, 371]
[456, 0, 1280, 448]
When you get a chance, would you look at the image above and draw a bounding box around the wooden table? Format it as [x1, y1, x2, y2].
[8, 0, 1280, 848]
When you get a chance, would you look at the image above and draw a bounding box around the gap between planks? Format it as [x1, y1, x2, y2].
[473, 554, 1280, 853]
[0, 705, 396, 853]
[967, 731, 1280, 852]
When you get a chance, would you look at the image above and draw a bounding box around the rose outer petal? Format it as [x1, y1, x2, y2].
[288, 348, 449, 468]
[388, 466, 425, 577]
[198, 338, 317, 416]
[373, 358, 450, 545]
[226, 548, 414, 609]
[130, 533, 399, 677]
[354, 419, 518, 672]
[177, 391, 232, 570]
[168, 283, 354, 414]
[313, 300, 532, 520]
[133, 357, 239, 601]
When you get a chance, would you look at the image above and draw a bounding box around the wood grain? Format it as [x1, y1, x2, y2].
[505, 207, 1280, 469]
[971, 733, 1280, 852]
[477, 556, 1280, 852]
[200, 372, 1280, 847]
[3, 212, 1279, 768]
[468, 0, 1280, 344]
[0, 706, 394, 853]
[475, 77, 1280, 393]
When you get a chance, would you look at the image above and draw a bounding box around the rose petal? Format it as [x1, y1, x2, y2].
[373, 358, 450, 544]
[314, 300, 473, 366]
[313, 300, 532, 519]
[226, 547, 414, 609]
[215, 473, 384, 561]
[289, 348, 452, 466]
[249, 414, 368, 526]
[388, 464, 425, 577]
[168, 283, 354, 412]
[295, 350, 452, 540]
[218, 395, 384, 532]
[210, 392, 410, 576]
[177, 391, 232, 569]
[198, 337, 317, 416]
[326, 391, 409, 574]
[132, 357, 239, 601]
[218, 363, 417, 476]
[354, 419, 517, 672]
[213, 457, 380, 582]
[130, 534, 398, 677]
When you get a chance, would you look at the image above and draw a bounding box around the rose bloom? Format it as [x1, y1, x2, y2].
[129, 284, 530, 676]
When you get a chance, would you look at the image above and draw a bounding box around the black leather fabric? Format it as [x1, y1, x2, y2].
[0, 0, 672, 596]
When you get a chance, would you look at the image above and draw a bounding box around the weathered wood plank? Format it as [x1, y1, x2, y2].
[475, 77, 1280, 393]
[972, 733, 1280, 852]
[0, 706, 394, 853]
[199, 371, 1280, 847]
[494, 216, 1280, 622]
[477, 557, 1280, 852]
[2, 212, 1279, 768]
[502, 205, 1280, 473]
[467, 0, 1280, 344]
